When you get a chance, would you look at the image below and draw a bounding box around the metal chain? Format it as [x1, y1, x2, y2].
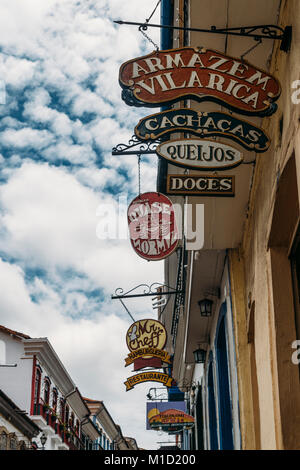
[139, 25, 159, 51]
[138, 155, 141, 195]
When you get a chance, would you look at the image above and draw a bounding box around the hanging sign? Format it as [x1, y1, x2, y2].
[156, 138, 243, 170]
[167, 174, 235, 197]
[119, 47, 281, 116]
[127, 192, 178, 261]
[148, 408, 195, 432]
[126, 319, 167, 352]
[124, 319, 172, 384]
[124, 371, 173, 391]
[125, 347, 172, 367]
[135, 109, 270, 153]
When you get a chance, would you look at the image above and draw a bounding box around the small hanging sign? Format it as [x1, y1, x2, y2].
[126, 319, 167, 352]
[127, 192, 178, 261]
[124, 319, 172, 387]
[156, 138, 243, 170]
[135, 109, 270, 153]
[119, 47, 281, 116]
[167, 174, 235, 197]
[125, 347, 172, 367]
[124, 371, 173, 391]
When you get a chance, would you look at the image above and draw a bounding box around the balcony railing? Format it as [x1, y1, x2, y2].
[32, 399, 84, 450]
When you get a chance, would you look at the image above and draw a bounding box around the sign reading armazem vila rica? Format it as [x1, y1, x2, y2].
[127, 192, 178, 261]
[119, 47, 281, 116]
[156, 139, 243, 170]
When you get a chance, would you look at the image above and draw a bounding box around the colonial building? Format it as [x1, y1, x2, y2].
[0, 325, 100, 450]
[0, 388, 40, 450]
[84, 397, 139, 450]
[154, 0, 300, 450]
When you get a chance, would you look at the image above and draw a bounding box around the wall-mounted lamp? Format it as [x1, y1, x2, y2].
[40, 432, 47, 450]
[198, 298, 213, 317]
[193, 348, 206, 364]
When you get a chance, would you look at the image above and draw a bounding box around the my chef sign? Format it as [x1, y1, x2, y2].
[124, 319, 173, 391]
[127, 192, 178, 261]
[119, 47, 281, 116]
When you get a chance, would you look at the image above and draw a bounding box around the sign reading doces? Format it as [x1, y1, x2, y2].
[167, 174, 235, 197]
[119, 47, 281, 116]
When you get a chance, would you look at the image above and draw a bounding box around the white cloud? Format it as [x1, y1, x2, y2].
[0, 0, 164, 450]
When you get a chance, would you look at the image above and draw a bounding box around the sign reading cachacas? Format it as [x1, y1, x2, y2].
[127, 192, 178, 261]
[119, 47, 281, 116]
[135, 108, 270, 153]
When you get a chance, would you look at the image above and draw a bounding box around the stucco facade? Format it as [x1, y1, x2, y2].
[157, 0, 300, 450]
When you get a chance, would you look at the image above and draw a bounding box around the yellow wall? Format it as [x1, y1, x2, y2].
[230, 0, 300, 450]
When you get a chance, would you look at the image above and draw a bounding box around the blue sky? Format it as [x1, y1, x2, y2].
[0, 0, 165, 449]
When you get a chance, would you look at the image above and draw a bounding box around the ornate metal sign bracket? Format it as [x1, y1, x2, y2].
[111, 283, 184, 300]
[112, 283, 184, 323]
[112, 134, 160, 156]
[114, 21, 292, 52]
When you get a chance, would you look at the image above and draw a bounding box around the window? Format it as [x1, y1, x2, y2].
[75, 419, 80, 436]
[70, 412, 74, 429]
[207, 361, 218, 450]
[9, 435, 17, 450]
[44, 378, 50, 405]
[65, 405, 69, 427]
[34, 368, 41, 404]
[60, 398, 65, 424]
[52, 388, 58, 413]
[0, 431, 7, 450]
[215, 310, 234, 450]
[0, 340, 5, 365]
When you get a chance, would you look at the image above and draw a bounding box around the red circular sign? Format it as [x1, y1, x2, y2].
[127, 192, 179, 261]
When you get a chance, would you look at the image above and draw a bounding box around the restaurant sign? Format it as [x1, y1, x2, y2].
[126, 319, 167, 352]
[167, 174, 235, 197]
[135, 109, 270, 153]
[124, 319, 173, 388]
[124, 371, 173, 391]
[146, 402, 194, 433]
[119, 47, 281, 116]
[156, 138, 243, 170]
[127, 192, 178, 261]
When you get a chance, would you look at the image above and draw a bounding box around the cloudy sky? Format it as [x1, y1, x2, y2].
[0, 0, 169, 450]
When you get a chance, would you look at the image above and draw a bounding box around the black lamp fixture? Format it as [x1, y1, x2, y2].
[40, 432, 47, 450]
[198, 298, 213, 317]
[193, 347, 206, 364]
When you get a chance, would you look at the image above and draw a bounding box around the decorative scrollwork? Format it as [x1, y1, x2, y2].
[112, 134, 161, 156]
[112, 282, 180, 299]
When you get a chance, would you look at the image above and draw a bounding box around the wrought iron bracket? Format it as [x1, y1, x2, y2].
[112, 134, 160, 156]
[111, 283, 184, 300]
[114, 21, 292, 52]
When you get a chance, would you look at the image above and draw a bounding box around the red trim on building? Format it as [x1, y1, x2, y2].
[30, 355, 36, 415]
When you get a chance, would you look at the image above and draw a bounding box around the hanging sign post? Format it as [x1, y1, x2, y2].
[156, 138, 243, 170]
[119, 47, 281, 116]
[127, 192, 179, 261]
[135, 108, 270, 153]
